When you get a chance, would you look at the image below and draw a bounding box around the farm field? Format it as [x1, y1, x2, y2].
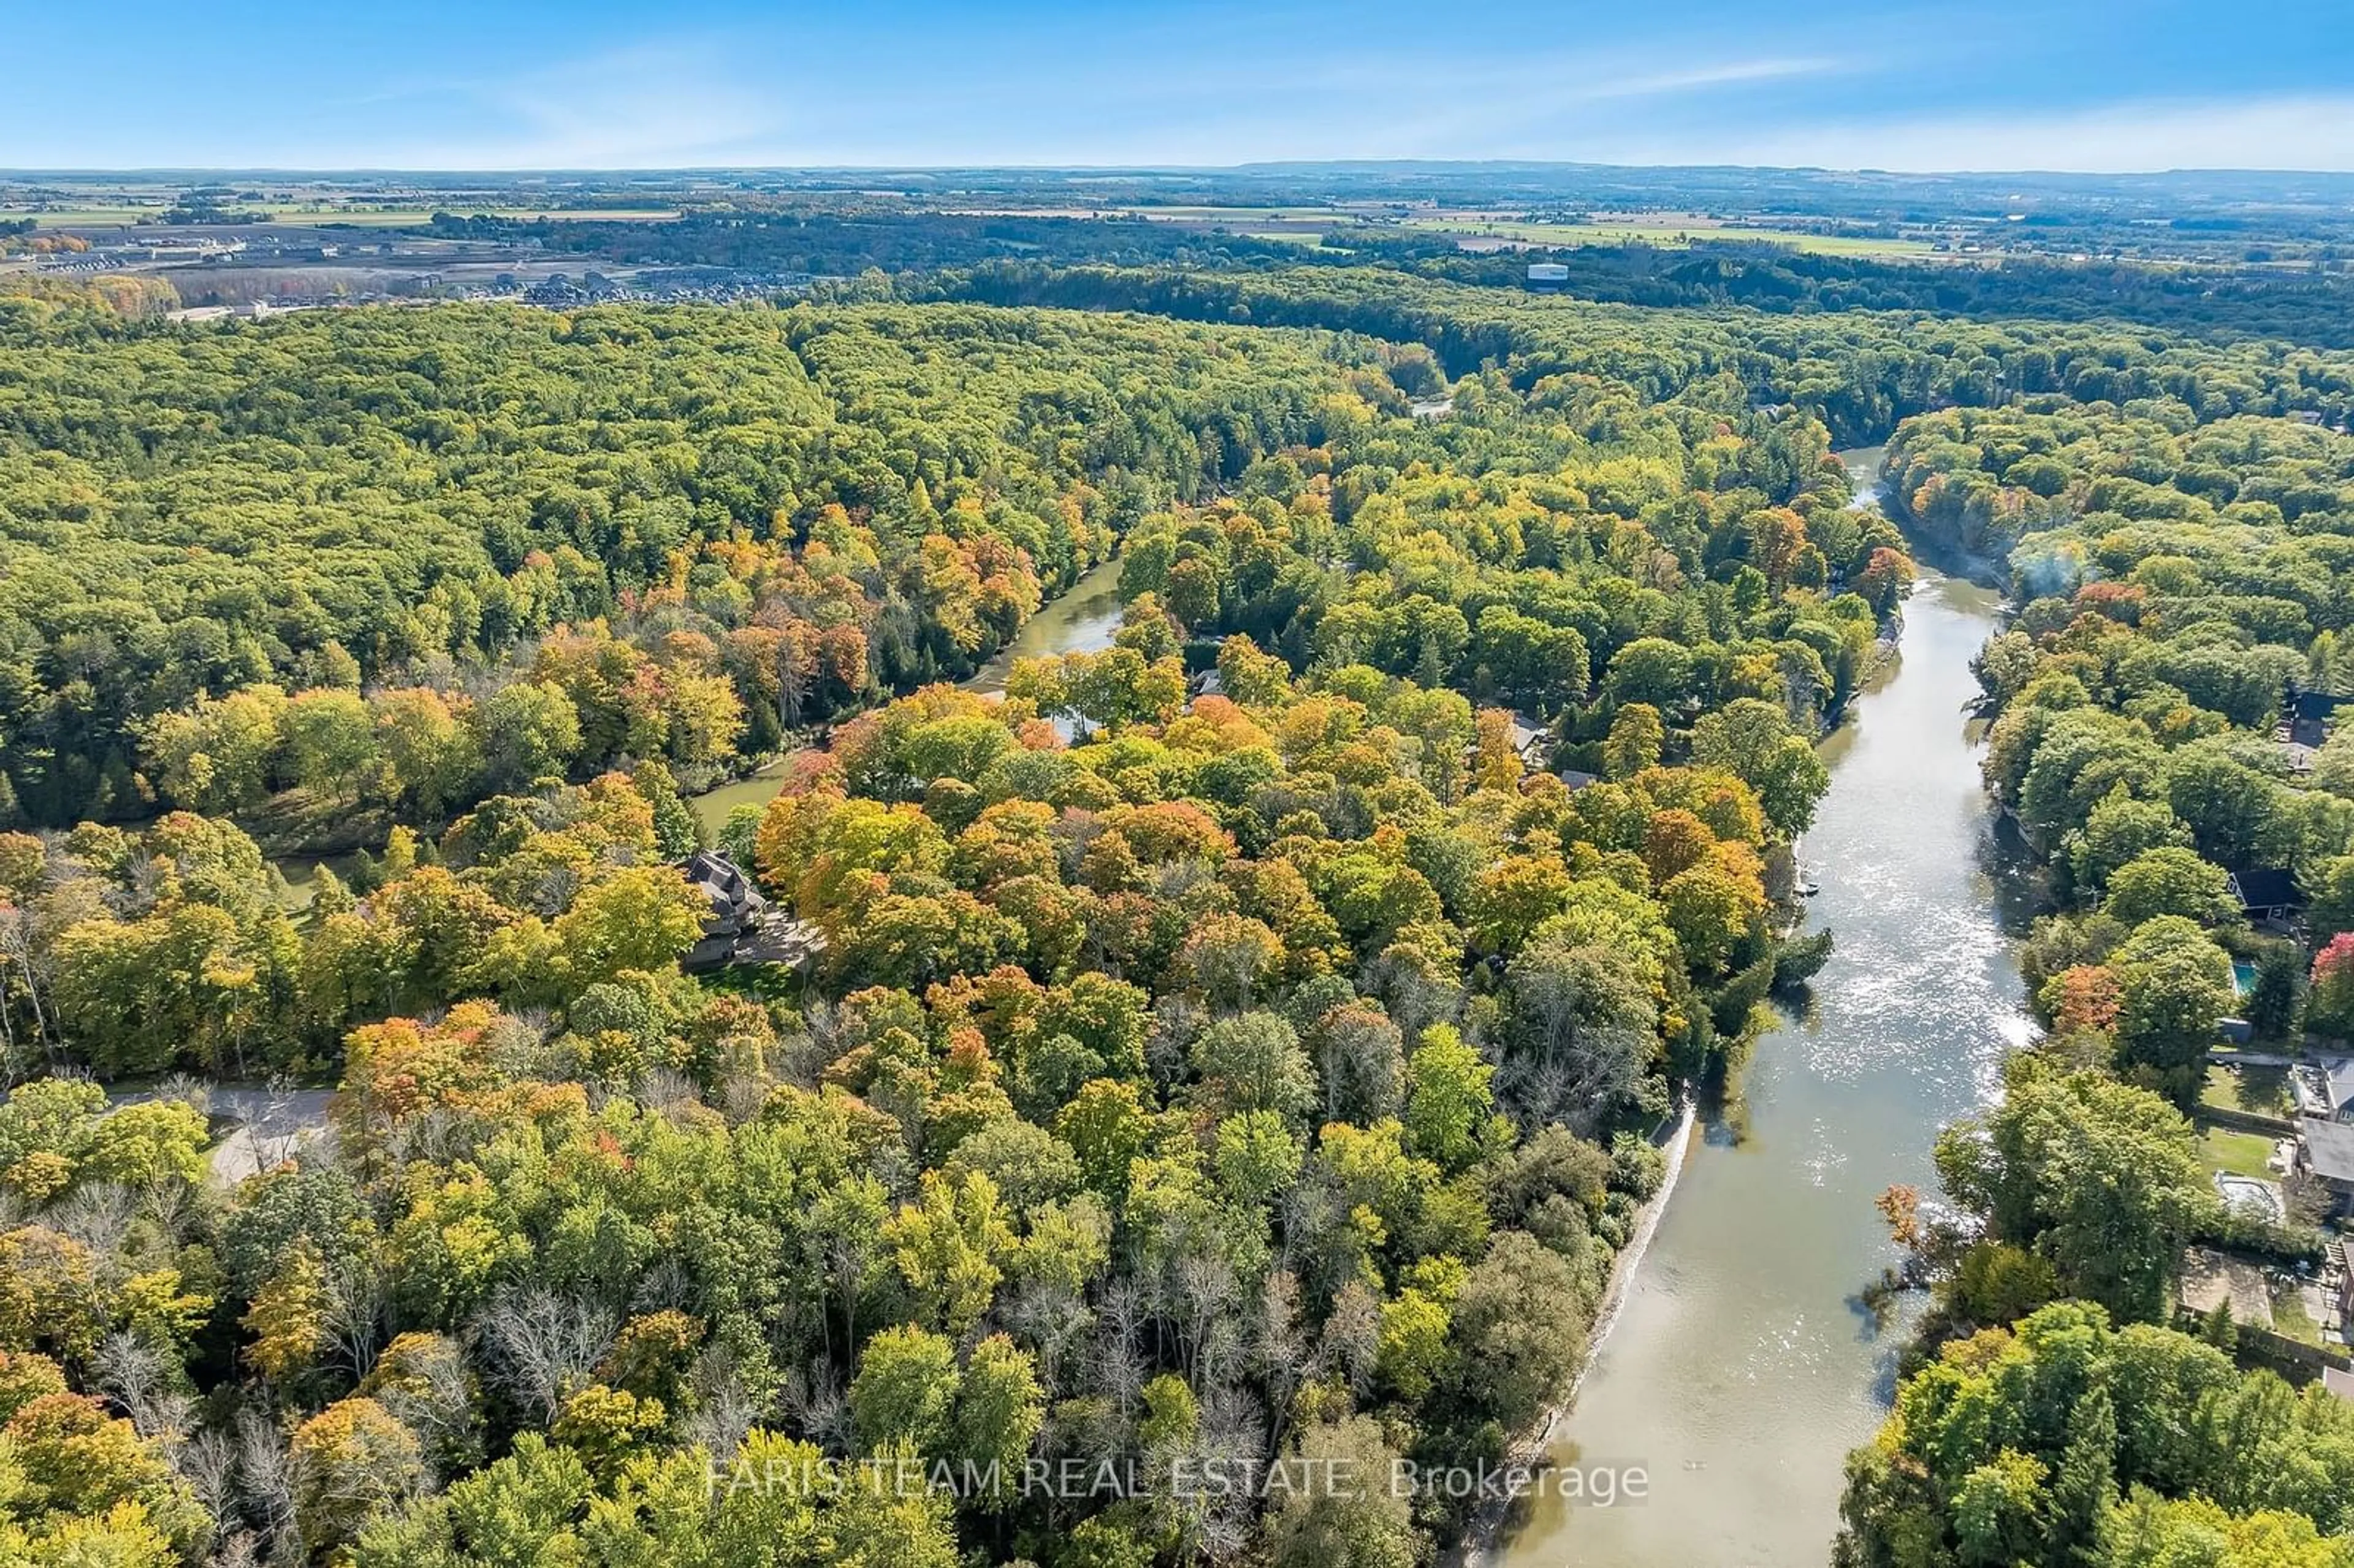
[11, 205, 684, 229]
[1404, 215, 1941, 255]
[260, 207, 685, 226]
[12, 207, 166, 227]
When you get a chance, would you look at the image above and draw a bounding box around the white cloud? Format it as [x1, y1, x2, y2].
[320, 40, 1858, 169]
[1598, 94, 2354, 173]
[352, 41, 793, 168]
[1573, 56, 1848, 103]
[1346, 55, 1851, 166]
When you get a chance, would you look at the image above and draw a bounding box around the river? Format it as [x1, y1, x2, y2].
[680, 555, 1129, 838]
[1842, 443, 1887, 511]
[959, 554, 1129, 699]
[1497, 568, 2038, 1567]
[261, 558, 1133, 886]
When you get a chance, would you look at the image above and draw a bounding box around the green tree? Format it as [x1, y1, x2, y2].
[547, 866, 710, 989]
[283, 688, 380, 801]
[1604, 639, 1696, 711]
[1602, 702, 1665, 778]
[474, 681, 583, 791]
[951, 1334, 1043, 1507]
[882, 1171, 1012, 1336]
[2111, 917, 2236, 1103]
[1189, 1011, 1317, 1125]
[2103, 847, 2237, 927]
[1447, 1231, 1593, 1431]
[1263, 1415, 1419, 1568]
[849, 1324, 961, 1456]
[1403, 1024, 1498, 1174]
[291, 1396, 427, 1555]
[2068, 790, 2192, 897]
[1691, 697, 1829, 837]
[1936, 1060, 2218, 1320]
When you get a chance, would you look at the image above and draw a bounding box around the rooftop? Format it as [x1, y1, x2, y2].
[2291, 689, 2348, 723]
[2228, 866, 2301, 911]
[2305, 1117, 2354, 1184]
[2296, 1057, 2354, 1119]
[1506, 712, 1549, 763]
[679, 850, 825, 974]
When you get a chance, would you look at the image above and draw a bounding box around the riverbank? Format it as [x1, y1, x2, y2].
[1453, 1097, 1699, 1567]
[959, 554, 1127, 698]
[1495, 576, 2033, 1567]
[1840, 443, 2008, 592]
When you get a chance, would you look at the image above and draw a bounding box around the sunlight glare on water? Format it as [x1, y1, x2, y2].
[1497, 574, 2034, 1568]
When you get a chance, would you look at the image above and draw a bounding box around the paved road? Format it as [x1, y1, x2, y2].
[109, 1083, 335, 1184]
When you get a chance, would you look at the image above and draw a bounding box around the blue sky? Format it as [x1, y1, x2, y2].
[11, 0, 2353, 172]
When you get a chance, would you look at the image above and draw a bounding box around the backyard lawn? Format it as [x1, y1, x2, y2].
[2202, 1063, 2292, 1119]
[2199, 1125, 2283, 1181]
[2271, 1281, 2328, 1347]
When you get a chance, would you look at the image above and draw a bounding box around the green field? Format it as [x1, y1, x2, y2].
[951, 204, 1344, 226]
[1134, 204, 1340, 222]
[264, 207, 684, 227]
[17, 207, 165, 228]
[1404, 216, 1938, 257]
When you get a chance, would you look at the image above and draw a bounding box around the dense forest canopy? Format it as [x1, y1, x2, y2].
[1, 246, 2353, 1567]
[0, 276, 1889, 1566]
[0, 300, 1342, 829]
[921, 265, 2354, 441]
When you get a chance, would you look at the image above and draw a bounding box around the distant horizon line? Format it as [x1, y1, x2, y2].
[9, 159, 2354, 182]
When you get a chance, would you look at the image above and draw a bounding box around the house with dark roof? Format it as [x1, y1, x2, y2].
[679, 850, 825, 975]
[2287, 688, 2348, 748]
[2300, 1118, 2354, 1213]
[1506, 712, 1551, 766]
[2227, 866, 2302, 926]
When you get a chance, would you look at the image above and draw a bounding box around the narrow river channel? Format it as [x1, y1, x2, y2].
[685, 554, 1130, 837]
[1498, 569, 2038, 1567]
[269, 558, 1133, 888]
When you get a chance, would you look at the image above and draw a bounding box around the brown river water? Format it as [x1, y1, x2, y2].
[283, 465, 2035, 1568]
[1496, 561, 2038, 1566]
